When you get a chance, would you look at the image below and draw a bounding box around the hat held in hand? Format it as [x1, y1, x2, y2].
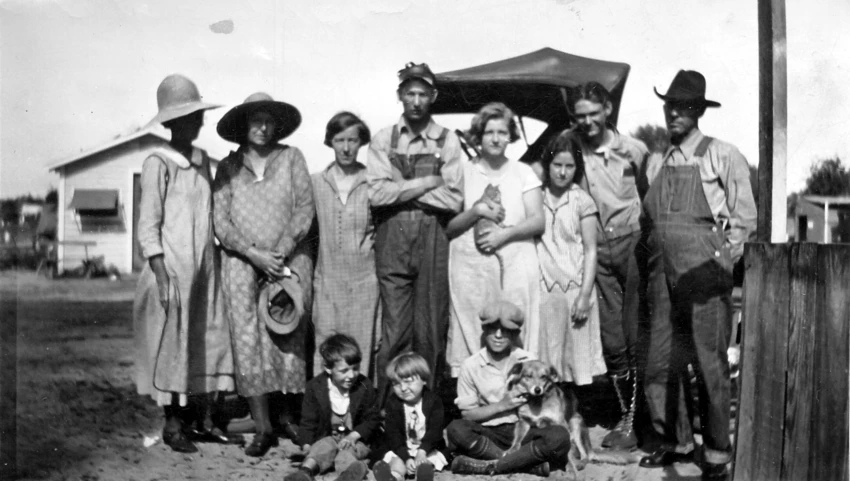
[258, 272, 304, 336]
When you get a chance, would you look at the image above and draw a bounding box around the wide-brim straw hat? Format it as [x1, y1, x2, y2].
[217, 92, 301, 144]
[654, 70, 721, 108]
[148, 74, 220, 126]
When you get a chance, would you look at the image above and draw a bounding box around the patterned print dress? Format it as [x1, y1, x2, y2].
[536, 184, 606, 385]
[213, 145, 315, 396]
[310, 163, 380, 378]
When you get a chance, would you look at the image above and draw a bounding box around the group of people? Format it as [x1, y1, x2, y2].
[134, 61, 755, 481]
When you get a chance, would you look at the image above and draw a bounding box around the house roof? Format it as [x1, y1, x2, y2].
[802, 195, 850, 206]
[48, 128, 170, 171]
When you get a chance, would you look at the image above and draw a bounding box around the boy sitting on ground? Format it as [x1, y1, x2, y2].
[446, 300, 570, 476]
[285, 334, 380, 481]
[372, 352, 449, 481]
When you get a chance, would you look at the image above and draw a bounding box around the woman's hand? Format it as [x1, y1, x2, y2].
[149, 255, 170, 310]
[475, 224, 508, 253]
[156, 275, 170, 310]
[473, 198, 505, 223]
[247, 247, 285, 278]
[572, 293, 592, 325]
[414, 450, 429, 467]
[337, 431, 360, 450]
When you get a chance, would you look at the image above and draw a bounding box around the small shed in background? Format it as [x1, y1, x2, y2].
[792, 195, 850, 243]
[48, 128, 219, 273]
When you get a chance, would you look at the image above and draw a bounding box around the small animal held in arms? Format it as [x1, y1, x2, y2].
[506, 360, 637, 476]
[474, 183, 505, 287]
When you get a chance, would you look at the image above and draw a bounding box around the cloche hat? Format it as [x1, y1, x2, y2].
[148, 74, 220, 126]
[654, 70, 721, 108]
[479, 300, 525, 331]
[216, 92, 301, 144]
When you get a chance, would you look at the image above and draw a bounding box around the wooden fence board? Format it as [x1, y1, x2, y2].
[735, 243, 790, 480]
[781, 243, 818, 481]
[0, 278, 18, 478]
[811, 246, 850, 480]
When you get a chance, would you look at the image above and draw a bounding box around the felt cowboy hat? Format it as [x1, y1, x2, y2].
[258, 273, 305, 336]
[654, 70, 721, 108]
[479, 300, 525, 331]
[148, 74, 221, 126]
[216, 92, 301, 144]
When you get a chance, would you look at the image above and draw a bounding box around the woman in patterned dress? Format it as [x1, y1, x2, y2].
[536, 131, 606, 385]
[134, 74, 238, 453]
[213, 92, 315, 456]
[445, 102, 545, 377]
[310, 112, 381, 379]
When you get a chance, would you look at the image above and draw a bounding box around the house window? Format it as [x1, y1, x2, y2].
[69, 189, 125, 233]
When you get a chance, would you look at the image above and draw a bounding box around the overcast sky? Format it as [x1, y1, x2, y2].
[1, 0, 848, 199]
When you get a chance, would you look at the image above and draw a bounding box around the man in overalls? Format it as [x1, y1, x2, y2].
[638, 70, 756, 479]
[367, 62, 464, 403]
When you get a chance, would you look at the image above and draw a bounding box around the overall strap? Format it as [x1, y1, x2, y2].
[390, 125, 400, 151]
[435, 127, 449, 150]
[694, 136, 714, 158]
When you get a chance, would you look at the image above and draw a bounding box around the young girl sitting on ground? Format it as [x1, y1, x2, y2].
[372, 352, 448, 481]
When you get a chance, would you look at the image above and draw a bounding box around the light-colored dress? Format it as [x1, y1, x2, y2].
[447, 158, 542, 377]
[213, 145, 315, 397]
[134, 146, 235, 406]
[536, 184, 606, 385]
[311, 162, 380, 378]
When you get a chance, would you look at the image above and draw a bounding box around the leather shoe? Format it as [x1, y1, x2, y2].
[416, 462, 435, 481]
[163, 429, 198, 453]
[245, 432, 279, 457]
[639, 449, 687, 468]
[186, 426, 246, 445]
[701, 462, 729, 479]
[277, 419, 302, 445]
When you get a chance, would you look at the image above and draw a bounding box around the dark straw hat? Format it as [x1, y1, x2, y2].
[217, 92, 301, 144]
[654, 70, 721, 108]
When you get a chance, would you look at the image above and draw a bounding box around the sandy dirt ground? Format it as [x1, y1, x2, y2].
[2, 271, 717, 481]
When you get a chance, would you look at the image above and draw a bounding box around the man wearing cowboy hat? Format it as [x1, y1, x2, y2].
[639, 70, 755, 479]
[367, 62, 464, 403]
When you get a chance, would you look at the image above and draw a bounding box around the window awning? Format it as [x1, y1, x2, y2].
[69, 189, 118, 210]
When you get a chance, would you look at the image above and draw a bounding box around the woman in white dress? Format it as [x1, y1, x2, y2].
[446, 102, 545, 377]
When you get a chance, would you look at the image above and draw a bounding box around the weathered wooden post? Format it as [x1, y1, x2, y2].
[756, 0, 787, 243]
[736, 4, 849, 480]
[0, 280, 17, 478]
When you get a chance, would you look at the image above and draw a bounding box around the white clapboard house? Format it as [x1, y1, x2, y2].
[48, 128, 219, 273]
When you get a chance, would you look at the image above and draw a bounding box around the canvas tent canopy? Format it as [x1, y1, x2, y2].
[433, 47, 630, 162]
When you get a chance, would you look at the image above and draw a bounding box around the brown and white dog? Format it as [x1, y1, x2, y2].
[506, 360, 635, 476]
